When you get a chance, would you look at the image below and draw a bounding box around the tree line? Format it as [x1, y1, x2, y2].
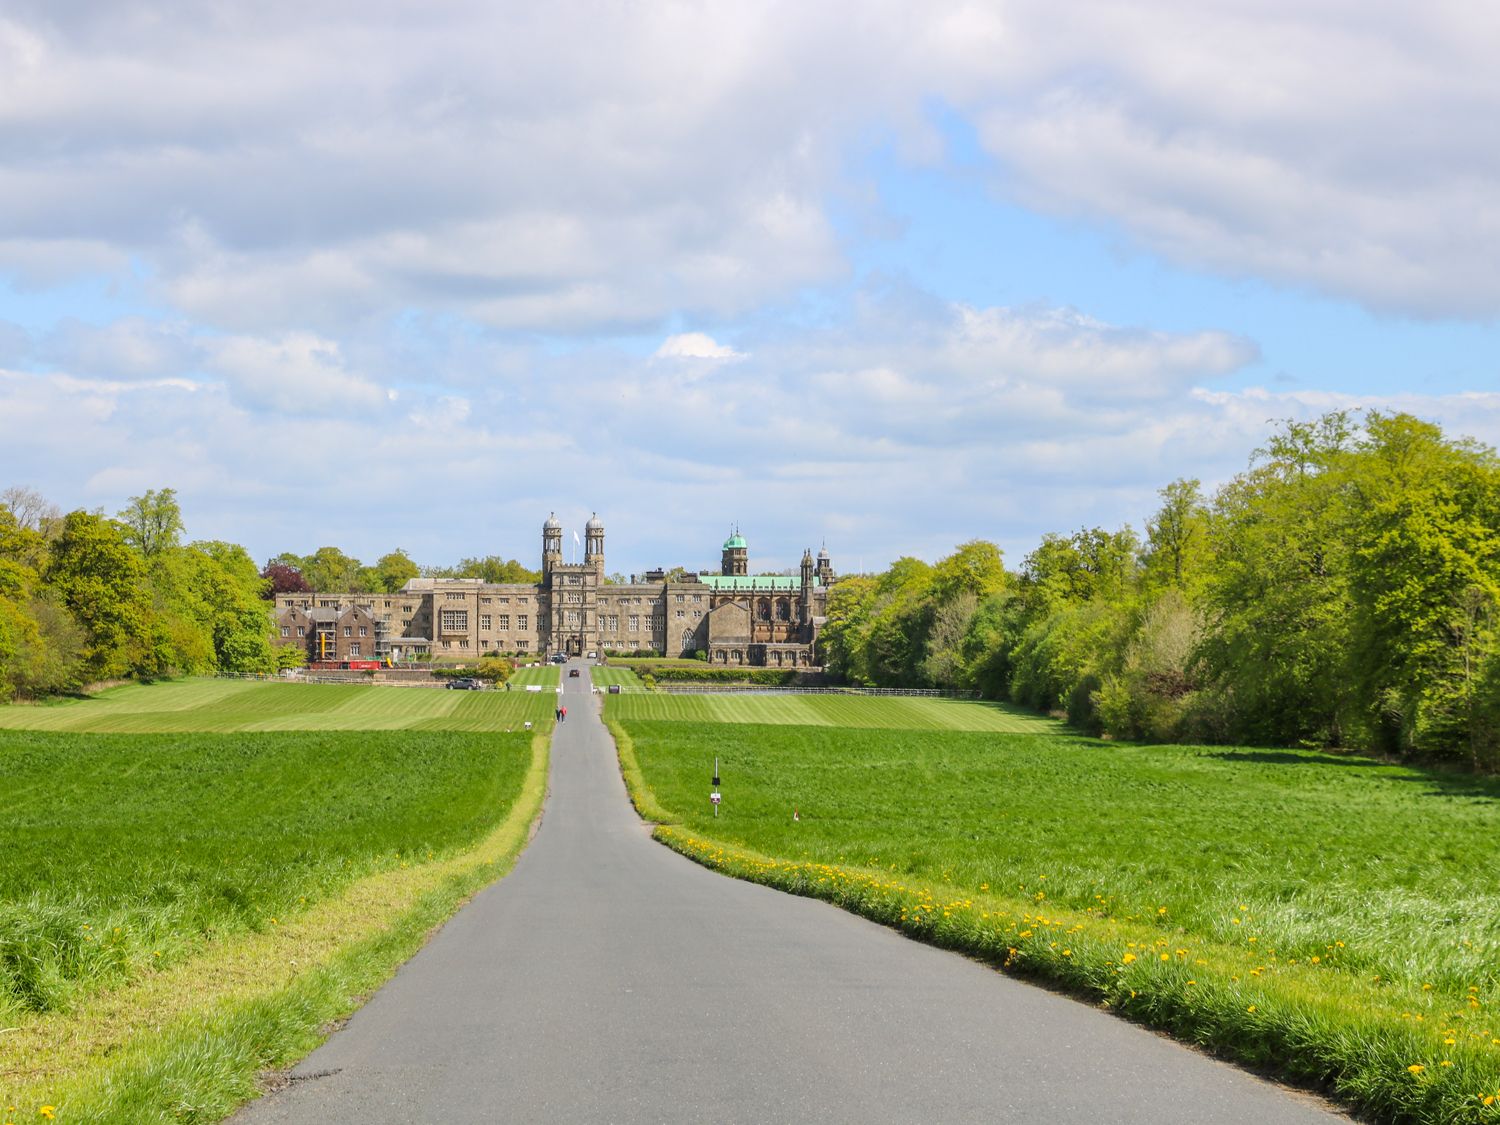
[0, 486, 279, 698]
[262, 547, 538, 595]
[820, 411, 1500, 771]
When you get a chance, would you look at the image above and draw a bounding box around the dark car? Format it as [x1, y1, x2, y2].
[568, 668, 580, 678]
[446, 677, 481, 690]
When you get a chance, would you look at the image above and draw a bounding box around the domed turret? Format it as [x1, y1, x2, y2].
[721, 526, 749, 577]
[541, 512, 563, 577]
[585, 511, 605, 575]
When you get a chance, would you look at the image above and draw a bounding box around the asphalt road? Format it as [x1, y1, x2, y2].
[236, 662, 1345, 1124]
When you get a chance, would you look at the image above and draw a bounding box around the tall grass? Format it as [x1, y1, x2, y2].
[0, 728, 532, 1020]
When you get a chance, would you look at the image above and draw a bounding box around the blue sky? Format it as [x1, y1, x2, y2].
[1, 1, 1497, 577]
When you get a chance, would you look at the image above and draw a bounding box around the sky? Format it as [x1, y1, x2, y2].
[2, 0, 1498, 577]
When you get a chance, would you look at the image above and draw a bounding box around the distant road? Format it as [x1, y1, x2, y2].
[236, 662, 1344, 1124]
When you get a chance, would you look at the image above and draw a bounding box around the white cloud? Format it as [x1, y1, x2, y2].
[206, 332, 388, 415]
[652, 332, 745, 361]
[2, 1, 1497, 323]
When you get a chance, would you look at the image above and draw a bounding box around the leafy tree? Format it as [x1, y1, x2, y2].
[118, 487, 184, 558]
[930, 540, 1006, 603]
[425, 556, 541, 584]
[1342, 413, 1500, 756]
[44, 511, 150, 680]
[1197, 415, 1362, 747]
[0, 505, 83, 698]
[1143, 478, 1209, 592]
[261, 561, 311, 597]
[300, 546, 367, 592]
[374, 549, 420, 593]
[190, 541, 276, 673]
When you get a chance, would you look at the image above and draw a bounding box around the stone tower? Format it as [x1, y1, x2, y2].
[585, 512, 605, 583]
[800, 547, 815, 624]
[542, 513, 562, 578]
[721, 528, 748, 576]
[816, 544, 834, 585]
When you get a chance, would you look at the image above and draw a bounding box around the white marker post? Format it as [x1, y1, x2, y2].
[711, 757, 721, 817]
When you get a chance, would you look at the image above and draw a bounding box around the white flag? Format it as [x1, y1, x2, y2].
[573, 530, 581, 545]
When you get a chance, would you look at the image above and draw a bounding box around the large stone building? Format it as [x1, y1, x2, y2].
[272, 515, 835, 667]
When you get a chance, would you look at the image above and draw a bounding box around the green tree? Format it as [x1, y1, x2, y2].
[375, 549, 421, 593]
[1342, 413, 1500, 757]
[301, 546, 366, 592]
[1197, 414, 1359, 746]
[0, 505, 83, 698]
[929, 540, 1006, 603]
[45, 511, 150, 679]
[1143, 478, 1209, 592]
[118, 487, 184, 558]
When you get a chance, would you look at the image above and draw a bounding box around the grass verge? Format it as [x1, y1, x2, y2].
[1, 732, 549, 1123]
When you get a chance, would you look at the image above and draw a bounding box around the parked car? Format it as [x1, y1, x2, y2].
[445, 677, 482, 690]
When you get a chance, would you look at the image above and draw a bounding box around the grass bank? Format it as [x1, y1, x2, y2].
[609, 699, 1500, 1124]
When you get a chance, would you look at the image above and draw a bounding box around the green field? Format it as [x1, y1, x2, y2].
[0, 677, 555, 732]
[0, 678, 551, 1023]
[611, 694, 1500, 1123]
[588, 665, 645, 690]
[609, 690, 1056, 731]
[508, 664, 561, 688]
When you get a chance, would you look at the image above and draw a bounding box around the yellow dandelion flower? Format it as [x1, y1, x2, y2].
[1247, 1005, 1257, 1013]
[1440, 1061, 1453, 1068]
[1161, 953, 1170, 961]
[1122, 953, 1137, 964]
[39, 1109, 56, 1121]
[1408, 1064, 1425, 1075]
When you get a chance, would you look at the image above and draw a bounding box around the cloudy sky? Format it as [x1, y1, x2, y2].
[2, 1, 1498, 576]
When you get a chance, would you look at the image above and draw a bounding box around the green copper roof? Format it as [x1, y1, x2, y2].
[697, 574, 810, 591]
[723, 534, 747, 550]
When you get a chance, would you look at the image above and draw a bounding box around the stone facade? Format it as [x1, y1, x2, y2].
[273, 515, 834, 667]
